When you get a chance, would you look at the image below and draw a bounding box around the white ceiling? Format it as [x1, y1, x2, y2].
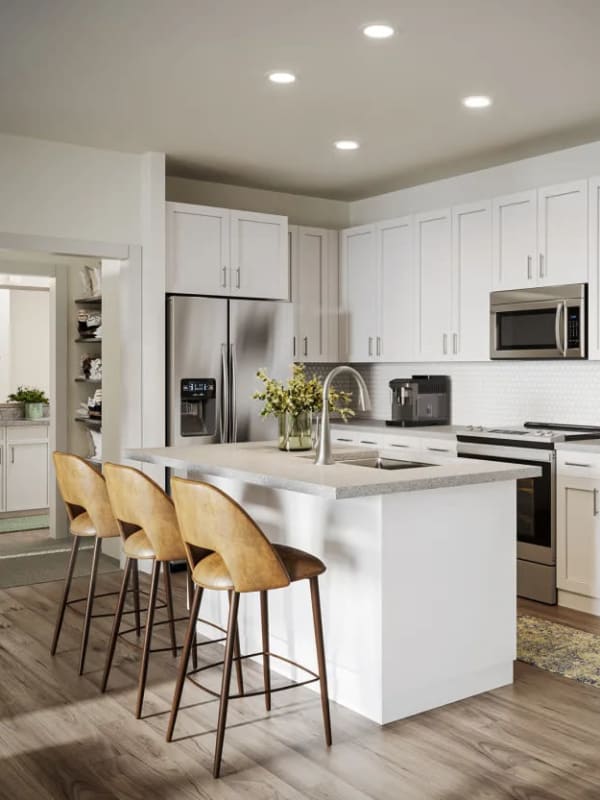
[2, 0, 600, 200]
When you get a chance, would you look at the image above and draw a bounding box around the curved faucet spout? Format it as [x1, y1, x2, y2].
[314, 366, 371, 465]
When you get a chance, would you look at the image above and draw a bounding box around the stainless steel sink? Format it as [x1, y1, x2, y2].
[337, 456, 432, 470]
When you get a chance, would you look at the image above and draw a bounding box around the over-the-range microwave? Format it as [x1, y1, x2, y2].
[490, 283, 587, 359]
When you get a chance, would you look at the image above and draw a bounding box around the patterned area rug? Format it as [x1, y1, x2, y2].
[0, 514, 50, 533]
[518, 614, 600, 687]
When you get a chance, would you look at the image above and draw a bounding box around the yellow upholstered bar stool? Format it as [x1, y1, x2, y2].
[52, 452, 126, 675]
[101, 463, 244, 719]
[167, 476, 332, 779]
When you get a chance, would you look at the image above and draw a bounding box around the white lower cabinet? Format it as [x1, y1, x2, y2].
[1, 425, 49, 512]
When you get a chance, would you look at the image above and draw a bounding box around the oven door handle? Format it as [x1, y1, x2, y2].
[555, 302, 566, 357]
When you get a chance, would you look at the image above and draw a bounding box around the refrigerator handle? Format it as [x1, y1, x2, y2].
[220, 343, 229, 442]
[230, 342, 238, 443]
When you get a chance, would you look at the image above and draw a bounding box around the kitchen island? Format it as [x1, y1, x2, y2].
[128, 441, 539, 724]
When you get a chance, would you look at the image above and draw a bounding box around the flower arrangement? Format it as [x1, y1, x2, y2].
[253, 363, 355, 420]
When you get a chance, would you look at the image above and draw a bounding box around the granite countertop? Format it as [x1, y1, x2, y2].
[0, 418, 50, 426]
[329, 419, 465, 440]
[555, 439, 600, 454]
[127, 441, 540, 500]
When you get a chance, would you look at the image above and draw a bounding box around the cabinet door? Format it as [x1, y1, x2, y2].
[492, 191, 537, 289]
[340, 225, 378, 361]
[557, 475, 600, 597]
[6, 441, 49, 511]
[166, 202, 230, 295]
[537, 180, 588, 286]
[452, 201, 492, 360]
[292, 227, 335, 362]
[378, 217, 414, 361]
[415, 210, 452, 360]
[230, 210, 289, 300]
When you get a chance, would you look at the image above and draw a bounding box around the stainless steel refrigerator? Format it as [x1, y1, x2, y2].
[167, 295, 293, 446]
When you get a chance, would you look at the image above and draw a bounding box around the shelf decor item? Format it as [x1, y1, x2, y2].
[253, 364, 354, 451]
[7, 386, 49, 420]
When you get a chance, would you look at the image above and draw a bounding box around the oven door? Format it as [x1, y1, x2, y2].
[490, 298, 585, 359]
[457, 442, 555, 565]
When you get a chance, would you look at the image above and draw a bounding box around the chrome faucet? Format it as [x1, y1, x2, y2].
[314, 366, 371, 465]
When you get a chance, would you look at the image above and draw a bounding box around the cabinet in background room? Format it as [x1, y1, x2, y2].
[167, 202, 288, 300]
[290, 226, 339, 362]
[2, 425, 49, 512]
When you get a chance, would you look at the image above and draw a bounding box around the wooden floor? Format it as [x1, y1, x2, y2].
[3, 576, 600, 800]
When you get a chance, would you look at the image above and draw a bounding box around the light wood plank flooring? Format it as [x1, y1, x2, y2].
[2, 573, 600, 799]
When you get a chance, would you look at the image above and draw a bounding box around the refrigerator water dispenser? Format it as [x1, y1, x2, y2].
[180, 378, 216, 437]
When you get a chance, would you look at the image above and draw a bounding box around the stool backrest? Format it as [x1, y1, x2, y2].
[53, 452, 119, 538]
[103, 462, 185, 562]
[171, 476, 290, 593]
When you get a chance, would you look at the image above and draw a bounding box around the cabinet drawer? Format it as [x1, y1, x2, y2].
[558, 451, 600, 478]
[6, 425, 49, 443]
[384, 435, 424, 451]
[420, 437, 458, 457]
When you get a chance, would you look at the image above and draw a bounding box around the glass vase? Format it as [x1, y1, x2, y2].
[278, 411, 313, 451]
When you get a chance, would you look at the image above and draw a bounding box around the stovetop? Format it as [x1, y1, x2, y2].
[459, 422, 600, 445]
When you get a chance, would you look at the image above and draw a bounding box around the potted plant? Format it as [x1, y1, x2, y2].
[7, 386, 49, 420]
[253, 364, 354, 451]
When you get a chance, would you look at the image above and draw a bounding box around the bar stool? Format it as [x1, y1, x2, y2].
[52, 452, 131, 675]
[101, 463, 244, 719]
[167, 476, 332, 779]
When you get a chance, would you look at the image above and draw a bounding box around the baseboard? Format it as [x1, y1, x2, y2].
[558, 590, 600, 616]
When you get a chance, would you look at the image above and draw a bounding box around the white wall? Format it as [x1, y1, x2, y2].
[8, 289, 50, 396]
[167, 175, 349, 229]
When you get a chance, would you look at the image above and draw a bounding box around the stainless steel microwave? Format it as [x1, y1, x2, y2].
[490, 283, 587, 359]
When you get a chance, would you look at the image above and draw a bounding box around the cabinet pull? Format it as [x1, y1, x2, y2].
[527, 255, 533, 280]
[11, 446, 14, 464]
[0, 447, 2, 465]
[564, 461, 591, 467]
[391, 443, 409, 448]
[293, 336, 297, 357]
[539, 253, 544, 279]
[376, 336, 381, 356]
[594, 489, 599, 517]
[453, 333, 458, 354]
[427, 446, 450, 453]
[443, 333, 448, 355]
[368, 337, 373, 356]
[221, 266, 227, 287]
[235, 268, 241, 289]
[360, 439, 377, 445]
[303, 336, 308, 357]
[336, 437, 352, 442]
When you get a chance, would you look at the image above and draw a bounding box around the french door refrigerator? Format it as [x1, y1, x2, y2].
[167, 295, 293, 446]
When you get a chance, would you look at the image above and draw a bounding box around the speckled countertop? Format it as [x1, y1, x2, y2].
[128, 441, 539, 500]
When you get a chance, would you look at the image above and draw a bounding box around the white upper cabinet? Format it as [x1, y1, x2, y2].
[167, 203, 229, 295]
[166, 202, 288, 300]
[537, 180, 588, 286]
[230, 210, 289, 300]
[290, 226, 338, 362]
[492, 180, 588, 290]
[415, 209, 452, 360]
[492, 191, 537, 290]
[340, 225, 378, 361]
[452, 201, 492, 361]
[378, 217, 414, 362]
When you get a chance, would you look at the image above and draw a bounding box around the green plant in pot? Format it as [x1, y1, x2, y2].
[7, 386, 49, 420]
[253, 364, 354, 451]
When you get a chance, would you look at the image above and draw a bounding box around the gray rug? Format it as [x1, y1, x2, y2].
[0, 548, 120, 589]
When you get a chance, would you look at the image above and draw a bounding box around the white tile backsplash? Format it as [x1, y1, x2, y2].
[305, 361, 600, 427]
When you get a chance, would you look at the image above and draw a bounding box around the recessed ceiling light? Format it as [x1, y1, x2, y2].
[268, 71, 296, 84]
[462, 95, 492, 109]
[334, 140, 360, 151]
[363, 23, 395, 39]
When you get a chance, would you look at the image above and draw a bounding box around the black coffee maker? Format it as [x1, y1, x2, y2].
[386, 375, 450, 427]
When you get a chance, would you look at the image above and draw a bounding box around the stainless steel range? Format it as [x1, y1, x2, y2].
[457, 422, 600, 604]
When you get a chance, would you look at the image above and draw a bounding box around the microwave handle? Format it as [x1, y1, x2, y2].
[555, 302, 566, 357]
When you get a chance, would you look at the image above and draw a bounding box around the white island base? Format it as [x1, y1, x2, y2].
[184, 472, 516, 725]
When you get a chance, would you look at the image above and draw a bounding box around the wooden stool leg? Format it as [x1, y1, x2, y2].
[101, 558, 133, 693]
[213, 591, 240, 779]
[136, 559, 161, 719]
[260, 590, 271, 711]
[78, 536, 102, 675]
[309, 576, 332, 747]
[166, 584, 203, 742]
[50, 535, 81, 655]
[132, 560, 141, 637]
[186, 568, 198, 671]
[228, 589, 244, 696]
[163, 562, 178, 657]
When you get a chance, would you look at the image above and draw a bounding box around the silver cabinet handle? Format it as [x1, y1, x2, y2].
[427, 446, 450, 453]
[368, 337, 373, 356]
[376, 336, 381, 356]
[527, 255, 533, 280]
[390, 443, 409, 448]
[235, 268, 241, 289]
[336, 437, 352, 442]
[453, 333, 458, 354]
[221, 266, 227, 287]
[594, 488, 599, 516]
[11, 446, 14, 464]
[564, 461, 591, 467]
[539, 253, 544, 279]
[303, 336, 308, 357]
[443, 333, 448, 355]
[360, 439, 377, 445]
[293, 336, 297, 357]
